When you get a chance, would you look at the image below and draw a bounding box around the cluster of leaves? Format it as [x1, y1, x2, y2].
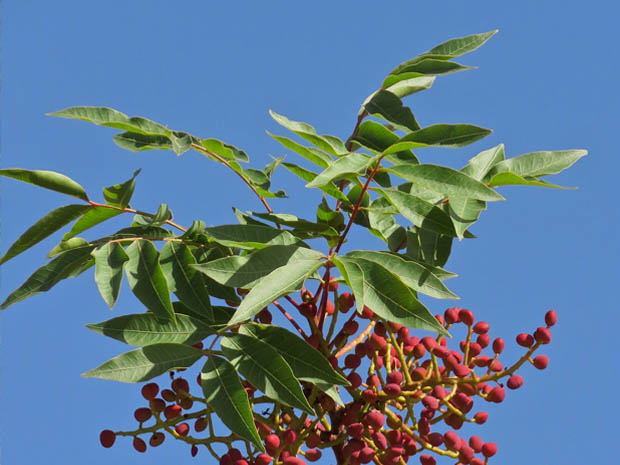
[0, 30, 585, 463]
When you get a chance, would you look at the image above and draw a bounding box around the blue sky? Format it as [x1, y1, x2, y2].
[1, 2, 617, 465]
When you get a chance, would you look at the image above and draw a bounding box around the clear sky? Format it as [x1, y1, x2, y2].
[1, 2, 617, 465]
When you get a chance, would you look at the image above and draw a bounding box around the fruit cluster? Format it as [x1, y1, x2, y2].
[99, 284, 556, 465]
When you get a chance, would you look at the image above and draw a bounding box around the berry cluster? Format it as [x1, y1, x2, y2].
[99, 284, 556, 465]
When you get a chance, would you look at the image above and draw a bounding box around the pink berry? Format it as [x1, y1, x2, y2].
[99, 430, 116, 448]
[133, 437, 147, 453]
[141, 382, 159, 400]
[359, 447, 375, 463]
[469, 435, 483, 452]
[284, 429, 297, 444]
[413, 343, 426, 359]
[421, 336, 437, 350]
[283, 457, 307, 465]
[534, 327, 552, 344]
[265, 433, 280, 450]
[453, 364, 470, 378]
[459, 446, 474, 464]
[488, 386, 505, 403]
[164, 404, 182, 419]
[471, 459, 485, 465]
[363, 410, 385, 429]
[175, 423, 190, 436]
[255, 454, 273, 465]
[545, 310, 558, 327]
[327, 277, 339, 291]
[386, 371, 403, 385]
[422, 395, 439, 410]
[384, 383, 401, 396]
[533, 354, 549, 369]
[444, 431, 461, 451]
[516, 333, 535, 347]
[482, 442, 498, 457]
[507, 374, 524, 390]
[347, 423, 365, 438]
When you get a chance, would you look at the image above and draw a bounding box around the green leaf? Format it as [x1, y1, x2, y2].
[446, 196, 486, 239]
[92, 242, 129, 308]
[113, 132, 172, 152]
[63, 207, 123, 240]
[240, 323, 349, 386]
[233, 208, 269, 227]
[0, 246, 95, 310]
[174, 302, 235, 327]
[487, 149, 588, 178]
[193, 245, 323, 290]
[337, 257, 448, 336]
[364, 90, 420, 132]
[384, 124, 493, 154]
[270, 110, 347, 156]
[204, 224, 304, 250]
[227, 257, 324, 326]
[133, 204, 173, 227]
[0, 168, 89, 201]
[306, 153, 374, 188]
[47, 106, 170, 136]
[0, 204, 90, 265]
[422, 30, 498, 59]
[201, 356, 264, 451]
[159, 242, 213, 321]
[248, 212, 339, 235]
[316, 197, 346, 231]
[82, 343, 203, 383]
[197, 138, 250, 163]
[281, 163, 349, 202]
[170, 131, 193, 155]
[378, 188, 457, 236]
[125, 240, 175, 324]
[221, 333, 314, 413]
[461, 144, 505, 182]
[86, 313, 214, 346]
[48, 237, 90, 258]
[343, 251, 458, 300]
[384, 76, 436, 99]
[332, 258, 365, 312]
[388, 164, 504, 201]
[487, 172, 571, 189]
[389, 59, 473, 77]
[366, 197, 407, 251]
[103, 169, 140, 208]
[405, 227, 453, 267]
[268, 132, 331, 168]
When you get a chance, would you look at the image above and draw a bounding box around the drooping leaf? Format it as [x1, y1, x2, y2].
[270, 110, 347, 156]
[92, 242, 129, 308]
[405, 227, 453, 267]
[332, 257, 365, 312]
[48, 237, 90, 258]
[227, 257, 324, 326]
[0, 168, 89, 201]
[170, 131, 193, 155]
[193, 245, 323, 290]
[204, 224, 305, 250]
[0, 246, 95, 310]
[159, 242, 213, 321]
[306, 153, 375, 188]
[384, 124, 492, 154]
[487, 149, 588, 178]
[446, 195, 487, 239]
[103, 169, 141, 208]
[281, 163, 349, 202]
[487, 172, 571, 189]
[364, 90, 420, 132]
[82, 343, 203, 383]
[233, 208, 269, 227]
[221, 333, 314, 413]
[337, 257, 448, 335]
[181, 220, 212, 242]
[86, 313, 214, 346]
[366, 197, 407, 251]
[378, 188, 457, 236]
[240, 323, 349, 386]
[133, 204, 173, 227]
[268, 132, 331, 168]
[47, 106, 170, 136]
[388, 164, 504, 201]
[248, 212, 339, 235]
[0, 204, 90, 265]
[201, 356, 264, 451]
[63, 207, 123, 240]
[125, 240, 175, 324]
[343, 251, 458, 300]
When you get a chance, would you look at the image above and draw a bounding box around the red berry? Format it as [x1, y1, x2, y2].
[347, 372, 362, 389]
[471, 459, 485, 465]
[360, 306, 374, 319]
[444, 307, 460, 324]
[488, 386, 505, 403]
[419, 454, 436, 465]
[191, 444, 199, 457]
[264, 433, 280, 451]
[477, 333, 490, 348]
[299, 302, 317, 318]
[258, 308, 273, 324]
[533, 354, 549, 369]
[459, 309, 474, 326]
[149, 432, 165, 447]
[343, 320, 359, 335]
[459, 445, 474, 464]
[164, 404, 182, 419]
[469, 435, 483, 452]
[345, 354, 361, 369]
[421, 336, 437, 350]
[325, 300, 335, 315]
[283, 458, 307, 465]
[422, 395, 439, 410]
[133, 437, 147, 453]
[507, 374, 524, 390]
[444, 431, 461, 451]
[150, 398, 165, 413]
[363, 410, 385, 429]
[255, 454, 273, 465]
[384, 383, 401, 396]
[482, 442, 498, 457]
[362, 389, 378, 403]
[473, 321, 489, 334]
[99, 430, 116, 448]
[141, 382, 159, 400]
[359, 447, 375, 463]
[428, 432, 444, 446]
[534, 327, 552, 344]
[453, 364, 470, 378]
[474, 411, 488, 424]
[413, 343, 426, 359]
[175, 423, 190, 436]
[339, 292, 355, 312]
[134, 407, 152, 423]
[545, 310, 558, 327]
[492, 338, 505, 354]
[347, 423, 365, 438]
[284, 429, 297, 444]
[161, 388, 177, 402]
[516, 333, 534, 347]
[305, 448, 322, 462]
